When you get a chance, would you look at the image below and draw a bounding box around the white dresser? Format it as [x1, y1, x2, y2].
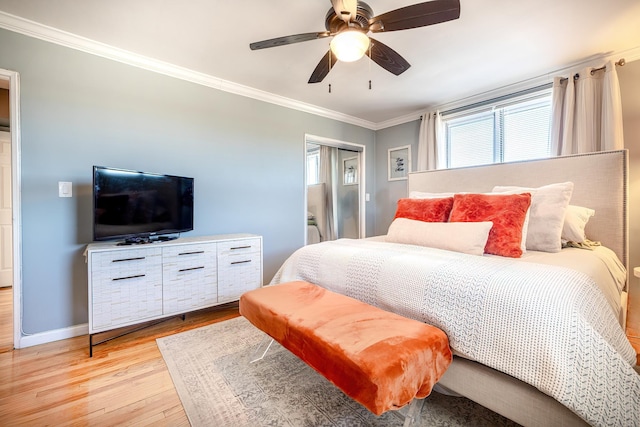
[85, 234, 262, 355]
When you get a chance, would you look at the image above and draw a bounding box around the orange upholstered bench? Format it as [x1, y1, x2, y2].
[239, 281, 452, 420]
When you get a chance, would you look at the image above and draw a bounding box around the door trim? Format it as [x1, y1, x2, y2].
[304, 134, 366, 243]
[0, 68, 22, 349]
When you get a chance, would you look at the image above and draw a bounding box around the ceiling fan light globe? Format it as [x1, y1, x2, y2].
[330, 30, 370, 62]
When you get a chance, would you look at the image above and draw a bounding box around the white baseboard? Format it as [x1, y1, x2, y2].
[17, 323, 88, 349]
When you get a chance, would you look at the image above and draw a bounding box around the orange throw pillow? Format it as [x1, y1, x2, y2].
[394, 197, 454, 223]
[449, 193, 531, 258]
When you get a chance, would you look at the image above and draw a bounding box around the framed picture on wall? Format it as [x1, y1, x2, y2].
[388, 145, 411, 181]
[343, 156, 358, 185]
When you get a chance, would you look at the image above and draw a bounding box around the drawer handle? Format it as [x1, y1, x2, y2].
[179, 266, 205, 272]
[179, 251, 205, 256]
[231, 260, 252, 265]
[230, 245, 251, 250]
[113, 274, 146, 281]
[112, 257, 145, 263]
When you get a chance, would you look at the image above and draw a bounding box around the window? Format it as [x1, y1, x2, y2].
[306, 149, 320, 185]
[442, 89, 552, 168]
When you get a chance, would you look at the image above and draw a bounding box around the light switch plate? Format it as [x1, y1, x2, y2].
[58, 181, 72, 197]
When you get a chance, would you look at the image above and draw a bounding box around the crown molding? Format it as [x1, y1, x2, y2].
[373, 111, 423, 130]
[0, 11, 378, 130]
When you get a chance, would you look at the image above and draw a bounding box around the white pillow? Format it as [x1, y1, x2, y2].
[493, 182, 574, 253]
[386, 218, 493, 256]
[562, 205, 595, 243]
[409, 191, 455, 199]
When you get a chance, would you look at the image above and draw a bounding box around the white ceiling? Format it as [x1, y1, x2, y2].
[0, 0, 639, 126]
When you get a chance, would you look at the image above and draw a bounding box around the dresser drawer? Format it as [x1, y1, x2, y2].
[217, 238, 261, 258]
[162, 242, 217, 314]
[217, 238, 261, 303]
[91, 247, 162, 287]
[90, 247, 163, 331]
[162, 243, 217, 271]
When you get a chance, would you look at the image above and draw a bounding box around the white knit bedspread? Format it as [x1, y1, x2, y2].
[270, 239, 640, 426]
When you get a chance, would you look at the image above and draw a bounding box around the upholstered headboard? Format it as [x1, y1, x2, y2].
[408, 150, 628, 268]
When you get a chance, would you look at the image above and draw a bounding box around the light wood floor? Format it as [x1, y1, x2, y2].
[0, 287, 12, 353]
[0, 303, 239, 426]
[627, 292, 640, 365]
[0, 290, 638, 425]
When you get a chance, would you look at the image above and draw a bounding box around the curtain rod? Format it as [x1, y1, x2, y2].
[421, 57, 628, 120]
[435, 82, 552, 117]
[560, 58, 626, 83]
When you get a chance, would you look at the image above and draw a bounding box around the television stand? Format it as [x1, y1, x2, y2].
[85, 234, 263, 356]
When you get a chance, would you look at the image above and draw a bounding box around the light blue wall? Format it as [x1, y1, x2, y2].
[373, 120, 420, 236]
[0, 28, 376, 335]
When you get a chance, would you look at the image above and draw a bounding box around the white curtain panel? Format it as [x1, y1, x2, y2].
[602, 62, 624, 150]
[417, 111, 442, 171]
[551, 76, 575, 156]
[551, 60, 624, 155]
[319, 145, 337, 241]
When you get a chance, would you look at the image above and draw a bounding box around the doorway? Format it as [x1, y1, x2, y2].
[0, 68, 21, 352]
[0, 78, 11, 352]
[304, 134, 365, 245]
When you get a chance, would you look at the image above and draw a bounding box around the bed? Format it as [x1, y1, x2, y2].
[272, 150, 640, 426]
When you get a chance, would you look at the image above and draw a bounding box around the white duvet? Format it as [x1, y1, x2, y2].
[271, 238, 640, 426]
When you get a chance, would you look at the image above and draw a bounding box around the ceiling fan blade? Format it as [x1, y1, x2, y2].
[331, 0, 358, 23]
[366, 37, 411, 76]
[308, 50, 338, 84]
[250, 32, 331, 50]
[370, 0, 460, 33]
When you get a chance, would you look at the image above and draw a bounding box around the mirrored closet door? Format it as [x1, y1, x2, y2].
[305, 135, 365, 245]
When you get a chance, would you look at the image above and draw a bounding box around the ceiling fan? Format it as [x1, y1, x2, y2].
[249, 0, 461, 84]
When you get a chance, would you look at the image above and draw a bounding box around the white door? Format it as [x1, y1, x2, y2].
[0, 131, 11, 287]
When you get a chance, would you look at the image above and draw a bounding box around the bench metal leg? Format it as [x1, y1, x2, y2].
[391, 397, 425, 426]
[250, 335, 275, 363]
[402, 397, 425, 426]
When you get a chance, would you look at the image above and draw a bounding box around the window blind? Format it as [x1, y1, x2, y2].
[442, 89, 552, 168]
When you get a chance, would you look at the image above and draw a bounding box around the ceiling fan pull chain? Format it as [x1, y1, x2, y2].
[328, 47, 332, 93]
[368, 42, 372, 90]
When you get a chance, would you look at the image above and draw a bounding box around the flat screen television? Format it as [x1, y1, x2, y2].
[93, 166, 194, 244]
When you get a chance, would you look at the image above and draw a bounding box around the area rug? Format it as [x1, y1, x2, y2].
[157, 316, 519, 426]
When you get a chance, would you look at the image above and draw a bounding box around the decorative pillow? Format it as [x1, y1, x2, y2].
[493, 182, 574, 253]
[386, 218, 493, 256]
[411, 191, 529, 253]
[449, 193, 531, 258]
[562, 205, 595, 243]
[394, 197, 454, 223]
